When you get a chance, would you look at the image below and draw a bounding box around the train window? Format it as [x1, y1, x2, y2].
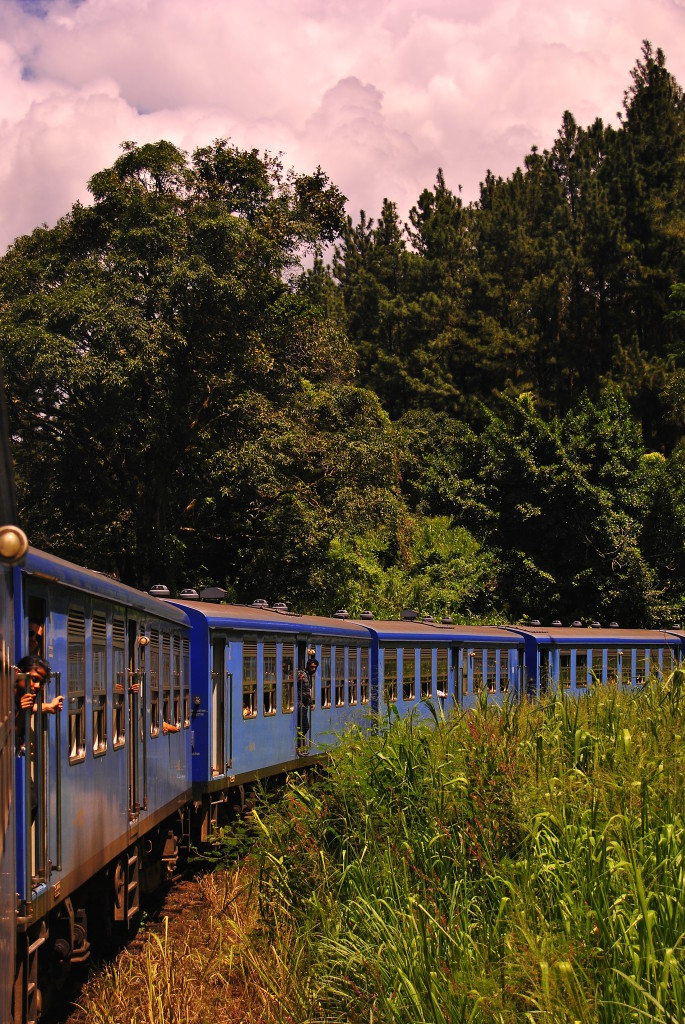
[320, 647, 331, 708]
[263, 644, 277, 715]
[360, 648, 369, 705]
[539, 649, 550, 695]
[607, 649, 619, 685]
[243, 643, 257, 718]
[335, 648, 345, 707]
[635, 649, 645, 684]
[437, 649, 448, 698]
[667, 647, 676, 673]
[27, 597, 46, 658]
[559, 650, 571, 687]
[461, 650, 468, 696]
[648, 648, 661, 679]
[576, 651, 588, 688]
[173, 636, 181, 725]
[348, 649, 358, 706]
[486, 650, 497, 693]
[472, 651, 483, 695]
[162, 633, 171, 726]
[149, 629, 160, 736]
[438, 647, 448, 696]
[403, 648, 416, 701]
[420, 650, 432, 698]
[67, 608, 86, 763]
[383, 648, 397, 704]
[112, 619, 126, 748]
[282, 645, 294, 714]
[92, 613, 107, 755]
[182, 639, 190, 726]
[499, 649, 509, 692]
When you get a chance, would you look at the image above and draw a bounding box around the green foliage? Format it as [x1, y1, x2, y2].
[455, 387, 679, 625]
[0, 140, 394, 601]
[323, 514, 500, 621]
[244, 674, 685, 1023]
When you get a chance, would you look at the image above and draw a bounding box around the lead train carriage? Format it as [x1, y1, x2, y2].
[5, 546, 685, 1022]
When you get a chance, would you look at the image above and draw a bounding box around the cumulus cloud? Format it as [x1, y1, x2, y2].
[0, 0, 684, 251]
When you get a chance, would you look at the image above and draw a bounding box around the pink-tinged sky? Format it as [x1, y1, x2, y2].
[1, 0, 684, 254]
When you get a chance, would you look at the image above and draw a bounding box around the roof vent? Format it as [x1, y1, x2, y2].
[571, 620, 582, 628]
[251, 598, 269, 609]
[673, 623, 682, 629]
[149, 584, 170, 598]
[551, 619, 562, 627]
[609, 621, 619, 628]
[333, 608, 350, 619]
[179, 588, 199, 601]
[422, 614, 435, 624]
[360, 610, 374, 620]
[441, 616, 453, 625]
[200, 586, 228, 603]
[591, 621, 601, 628]
[272, 601, 288, 613]
[529, 619, 541, 627]
[400, 608, 419, 621]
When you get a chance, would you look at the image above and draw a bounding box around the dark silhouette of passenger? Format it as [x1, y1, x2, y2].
[297, 669, 312, 751]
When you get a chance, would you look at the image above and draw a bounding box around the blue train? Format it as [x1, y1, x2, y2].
[2, 506, 685, 1019]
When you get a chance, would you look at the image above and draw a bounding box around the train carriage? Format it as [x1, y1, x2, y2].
[364, 614, 525, 713]
[511, 622, 685, 695]
[12, 549, 192, 1023]
[166, 597, 372, 838]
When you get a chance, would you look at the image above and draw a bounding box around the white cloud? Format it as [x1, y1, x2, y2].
[0, 0, 684, 251]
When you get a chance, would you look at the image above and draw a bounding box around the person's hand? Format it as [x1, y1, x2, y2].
[45, 695, 64, 713]
[20, 692, 34, 711]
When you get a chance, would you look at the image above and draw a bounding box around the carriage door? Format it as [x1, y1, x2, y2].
[127, 620, 146, 817]
[211, 637, 225, 776]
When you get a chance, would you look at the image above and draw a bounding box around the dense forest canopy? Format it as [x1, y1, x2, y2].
[2, 42, 685, 626]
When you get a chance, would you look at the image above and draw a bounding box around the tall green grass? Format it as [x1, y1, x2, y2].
[244, 674, 685, 1023]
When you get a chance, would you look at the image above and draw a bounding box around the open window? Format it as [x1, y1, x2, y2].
[112, 618, 126, 748]
[92, 613, 107, 755]
[149, 629, 160, 736]
[437, 648, 448, 698]
[348, 649, 358, 706]
[402, 648, 416, 701]
[282, 644, 294, 713]
[173, 635, 181, 726]
[383, 648, 397, 704]
[263, 644, 277, 715]
[242, 643, 257, 718]
[360, 648, 369, 705]
[67, 608, 86, 763]
[420, 650, 432, 698]
[335, 647, 345, 707]
[182, 639, 190, 727]
[321, 647, 331, 708]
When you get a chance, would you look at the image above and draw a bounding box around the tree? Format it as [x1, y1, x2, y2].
[459, 388, 667, 625]
[0, 140, 402, 604]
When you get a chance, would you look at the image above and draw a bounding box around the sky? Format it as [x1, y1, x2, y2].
[0, 0, 684, 254]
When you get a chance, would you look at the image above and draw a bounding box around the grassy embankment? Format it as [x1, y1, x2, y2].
[77, 673, 685, 1023]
